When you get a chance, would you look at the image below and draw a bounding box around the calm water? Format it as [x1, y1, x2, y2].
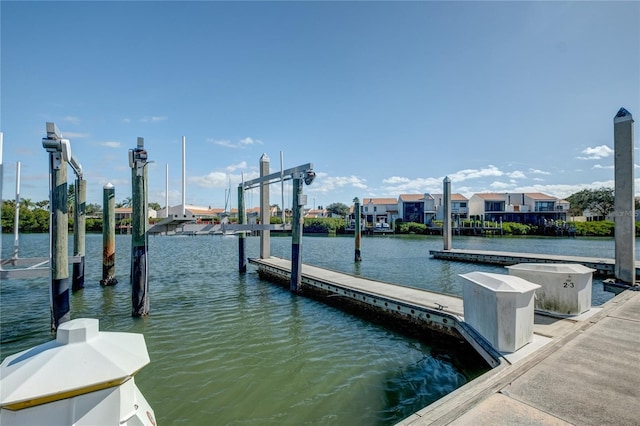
[0, 233, 620, 424]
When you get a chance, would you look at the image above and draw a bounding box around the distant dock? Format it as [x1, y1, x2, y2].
[429, 248, 640, 279]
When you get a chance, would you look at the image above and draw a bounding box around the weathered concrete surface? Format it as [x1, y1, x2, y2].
[403, 290, 640, 425]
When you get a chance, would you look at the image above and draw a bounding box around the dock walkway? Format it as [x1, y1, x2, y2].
[404, 289, 640, 425]
[430, 248, 640, 278]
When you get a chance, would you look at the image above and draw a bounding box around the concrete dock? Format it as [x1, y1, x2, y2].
[249, 257, 640, 426]
[430, 248, 640, 278]
[403, 289, 640, 426]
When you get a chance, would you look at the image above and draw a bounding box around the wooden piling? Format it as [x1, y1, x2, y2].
[72, 178, 86, 291]
[131, 138, 149, 316]
[443, 176, 452, 250]
[290, 176, 303, 292]
[100, 183, 117, 286]
[354, 197, 362, 262]
[50, 147, 70, 331]
[238, 184, 246, 272]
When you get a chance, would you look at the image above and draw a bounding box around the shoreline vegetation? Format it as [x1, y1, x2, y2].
[1, 203, 636, 238]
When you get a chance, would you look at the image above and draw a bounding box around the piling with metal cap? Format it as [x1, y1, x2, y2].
[130, 137, 149, 316]
[354, 197, 362, 262]
[260, 153, 270, 259]
[101, 183, 117, 286]
[613, 108, 635, 284]
[44, 127, 70, 331]
[443, 176, 452, 250]
[72, 178, 86, 291]
[290, 175, 304, 292]
[238, 184, 247, 272]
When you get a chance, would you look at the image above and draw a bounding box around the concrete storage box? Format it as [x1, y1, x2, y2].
[506, 263, 594, 316]
[460, 271, 540, 353]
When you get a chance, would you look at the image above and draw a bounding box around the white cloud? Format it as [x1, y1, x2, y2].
[140, 116, 167, 123]
[308, 173, 367, 194]
[578, 145, 613, 160]
[507, 170, 526, 179]
[489, 181, 514, 190]
[63, 131, 90, 138]
[528, 168, 551, 175]
[449, 165, 504, 182]
[97, 141, 121, 148]
[189, 171, 229, 188]
[225, 161, 247, 173]
[123, 118, 131, 124]
[593, 164, 614, 169]
[63, 116, 80, 125]
[209, 137, 263, 149]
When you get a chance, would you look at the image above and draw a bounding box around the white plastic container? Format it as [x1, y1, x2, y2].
[506, 263, 594, 316]
[461, 271, 540, 353]
[0, 318, 156, 426]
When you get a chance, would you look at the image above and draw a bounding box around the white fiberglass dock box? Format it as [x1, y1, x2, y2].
[506, 263, 594, 316]
[0, 318, 156, 426]
[461, 271, 540, 353]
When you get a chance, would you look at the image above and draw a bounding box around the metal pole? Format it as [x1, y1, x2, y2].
[614, 108, 635, 283]
[131, 137, 149, 316]
[443, 176, 452, 250]
[49, 145, 69, 331]
[259, 153, 270, 259]
[290, 176, 304, 292]
[101, 183, 117, 286]
[13, 161, 21, 259]
[238, 184, 246, 272]
[280, 151, 285, 226]
[354, 197, 362, 262]
[182, 136, 186, 215]
[72, 177, 86, 291]
[165, 163, 169, 217]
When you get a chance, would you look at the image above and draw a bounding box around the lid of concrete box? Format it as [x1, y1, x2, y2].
[506, 263, 595, 274]
[0, 318, 150, 410]
[460, 271, 541, 293]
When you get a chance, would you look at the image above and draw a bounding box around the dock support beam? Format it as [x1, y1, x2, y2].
[238, 184, 246, 272]
[354, 197, 362, 261]
[290, 176, 304, 292]
[260, 153, 270, 259]
[101, 183, 118, 286]
[443, 176, 452, 250]
[46, 137, 70, 331]
[72, 178, 86, 291]
[614, 108, 635, 284]
[130, 137, 149, 316]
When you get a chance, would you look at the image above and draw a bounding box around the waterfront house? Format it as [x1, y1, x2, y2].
[468, 192, 569, 224]
[431, 193, 469, 223]
[398, 194, 430, 224]
[362, 198, 399, 229]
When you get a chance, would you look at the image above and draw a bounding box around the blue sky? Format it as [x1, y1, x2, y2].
[1, 1, 639, 211]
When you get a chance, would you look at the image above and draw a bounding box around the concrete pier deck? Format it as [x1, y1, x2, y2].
[430, 248, 640, 278]
[403, 289, 640, 425]
[249, 256, 640, 426]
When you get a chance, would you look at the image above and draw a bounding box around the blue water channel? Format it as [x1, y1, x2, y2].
[0, 233, 620, 424]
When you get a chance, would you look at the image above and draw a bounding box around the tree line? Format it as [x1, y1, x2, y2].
[2, 188, 637, 235]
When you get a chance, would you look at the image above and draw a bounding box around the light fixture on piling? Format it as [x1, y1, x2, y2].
[304, 169, 316, 186]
